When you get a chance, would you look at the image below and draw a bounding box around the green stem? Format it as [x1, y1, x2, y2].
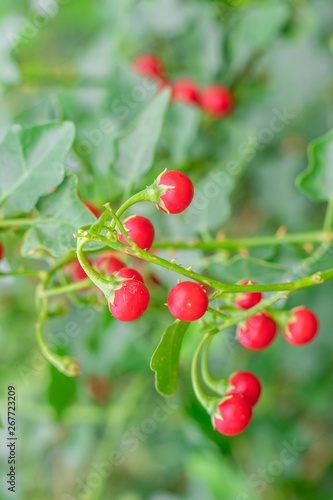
[0, 218, 48, 228]
[105, 205, 140, 251]
[218, 304, 239, 314]
[207, 306, 230, 321]
[76, 236, 108, 287]
[113, 173, 170, 228]
[35, 278, 80, 377]
[115, 187, 159, 220]
[206, 291, 288, 335]
[90, 233, 333, 293]
[41, 278, 94, 296]
[0, 270, 44, 277]
[201, 336, 228, 395]
[191, 334, 219, 415]
[153, 230, 333, 251]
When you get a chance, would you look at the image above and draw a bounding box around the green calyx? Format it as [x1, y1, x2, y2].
[113, 169, 173, 218]
[266, 308, 293, 328]
[148, 169, 175, 213]
[211, 394, 233, 429]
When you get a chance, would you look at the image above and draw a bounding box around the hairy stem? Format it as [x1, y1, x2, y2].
[90, 233, 333, 293]
[206, 291, 288, 335]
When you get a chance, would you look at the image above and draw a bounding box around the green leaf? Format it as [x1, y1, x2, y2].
[296, 129, 333, 202]
[228, 2, 290, 77]
[0, 121, 75, 213]
[113, 88, 171, 181]
[165, 103, 201, 164]
[151, 320, 190, 396]
[48, 364, 77, 419]
[22, 174, 96, 258]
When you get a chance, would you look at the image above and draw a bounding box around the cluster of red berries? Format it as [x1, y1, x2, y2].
[0, 242, 4, 261]
[132, 53, 234, 118]
[233, 280, 319, 348]
[76, 175, 320, 352]
[73, 169, 321, 439]
[72, 170, 200, 322]
[214, 371, 261, 436]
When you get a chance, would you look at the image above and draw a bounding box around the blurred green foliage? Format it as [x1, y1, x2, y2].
[0, 0, 333, 499]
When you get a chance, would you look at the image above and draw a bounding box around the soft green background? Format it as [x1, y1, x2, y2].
[0, 0, 333, 499]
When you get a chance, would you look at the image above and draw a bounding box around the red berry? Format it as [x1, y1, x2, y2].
[65, 259, 89, 282]
[234, 279, 262, 310]
[201, 85, 234, 117]
[96, 252, 125, 274]
[0, 242, 4, 261]
[158, 170, 194, 214]
[167, 281, 208, 322]
[132, 53, 165, 80]
[283, 306, 319, 346]
[237, 312, 277, 350]
[227, 371, 262, 407]
[109, 280, 150, 322]
[118, 215, 155, 251]
[116, 267, 144, 283]
[171, 78, 200, 106]
[83, 200, 99, 218]
[213, 394, 252, 436]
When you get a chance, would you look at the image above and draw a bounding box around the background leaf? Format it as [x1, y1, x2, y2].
[114, 88, 171, 181]
[22, 174, 96, 258]
[228, 1, 290, 77]
[0, 15, 24, 85]
[297, 129, 333, 202]
[47, 364, 77, 419]
[164, 103, 201, 164]
[0, 121, 75, 213]
[151, 320, 190, 396]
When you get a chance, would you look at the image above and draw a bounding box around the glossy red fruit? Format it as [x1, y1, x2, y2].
[96, 252, 125, 274]
[237, 312, 277, 350]
[118, 215, 155, 251]
[283, 306, 319, 346]
[227, 371, 262, 407]
[158, 170, 194, 214]
[83, 200, 99, 218]
[171, 78, 200, 106]
[116, 267, 144, 283]
[213, 394, 252, 436]
[234, 279, 262, 310]
[132, 53, 165, 80]
[0, 242, 4, 261]
[201, 85, 234, 117]
[167, 281, 208, 322]
[109, 280, 150, 322]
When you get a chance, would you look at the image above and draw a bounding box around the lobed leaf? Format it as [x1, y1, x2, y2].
[113, 88, 170, 181]
[22, 174, 96, 258]
[0, 121, 75, 213]
[297, 129, 333, 202]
